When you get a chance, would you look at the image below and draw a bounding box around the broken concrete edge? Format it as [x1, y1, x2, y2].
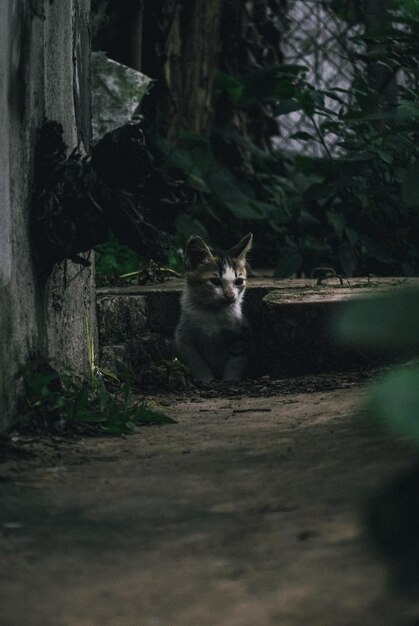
[96, 277, 419, 378]
[96, 276, 417, 297]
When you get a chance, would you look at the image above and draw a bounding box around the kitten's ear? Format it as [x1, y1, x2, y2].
[185, 236, 215, 270]
[229, 233, 253, 260]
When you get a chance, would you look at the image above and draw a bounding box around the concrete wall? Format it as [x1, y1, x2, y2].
[0, 0, 95, 432]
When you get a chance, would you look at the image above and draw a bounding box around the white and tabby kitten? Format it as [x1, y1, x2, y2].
[175, 233, 253, 383]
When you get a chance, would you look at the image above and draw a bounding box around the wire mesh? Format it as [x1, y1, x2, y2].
[274, 0, 364, 156]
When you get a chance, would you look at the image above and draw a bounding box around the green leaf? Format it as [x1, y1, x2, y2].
[345, 227, 359, 247]
[208, 169, 260, 219]
[176, 213, 208, 242]
[274, 250, 303, 278]
[304, 183, 333, 201]
[343, 110, 396, 123]
[100, 424, 132, 435]
[336, 289, 419, 353]
[72, 387, 89, 420]
[327, 211, 346, 235]
[371, 147, 393, 164]
[98, 378, 108, 413]
[337, 152, 373, 163]
[290, 131, 314, 141]
[316, 89, 348, 105]
[48, 396, 67, 411]
[296, 93, 316, 116]
[237, 65, 307, 107]
[397, 100, 419, 122]
[274, 81, 296, 99]
[223, 128, 273, 160]
[401, 165, 419, 207]
[133, 405, 177, 425]
[366, 367, 419, 446]
[249, 201, 290, 226]
[360, 235, 397, 264]
[123, 383, 133, 411]
[215, 71, 244, 105]
[76, 411, 106, 424]
[274, 98, 302, 115]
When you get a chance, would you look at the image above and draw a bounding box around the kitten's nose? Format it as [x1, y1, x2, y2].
[224, 288, 235, 300]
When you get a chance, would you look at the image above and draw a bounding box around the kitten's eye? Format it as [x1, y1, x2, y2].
[235, 278, 244, 286]
[210, 277, 222, 286]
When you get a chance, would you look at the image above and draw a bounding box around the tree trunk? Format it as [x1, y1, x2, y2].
[159, 0, 223, 138]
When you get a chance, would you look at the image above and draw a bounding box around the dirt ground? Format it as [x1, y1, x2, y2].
[1, 373, 419, 626]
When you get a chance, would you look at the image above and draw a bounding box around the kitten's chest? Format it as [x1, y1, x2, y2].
[193, 315, 250, 361]
[192, 308, 241, 339]
[196, 314, 234, 337]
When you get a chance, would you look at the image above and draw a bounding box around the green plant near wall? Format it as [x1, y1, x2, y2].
[18, 358, 175, 436]
[95, 234, 143, 286]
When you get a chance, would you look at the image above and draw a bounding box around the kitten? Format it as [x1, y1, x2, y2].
[175, 233, 253, 383]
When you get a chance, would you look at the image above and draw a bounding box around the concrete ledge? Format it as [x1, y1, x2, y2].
[260, 278, 419, 375]
[97, 277, 418, 376]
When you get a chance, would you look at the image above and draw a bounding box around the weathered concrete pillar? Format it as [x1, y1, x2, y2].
[0, 0, 95, 432]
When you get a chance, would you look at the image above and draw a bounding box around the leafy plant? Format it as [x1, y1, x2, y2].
[18, 358, 176, 436]
[95, 234, 142, 287]
[146, 65, 302, 263]
[95, 235, 184, 286]
[175, 3, 419, 274]
[91, 0, 419, 279]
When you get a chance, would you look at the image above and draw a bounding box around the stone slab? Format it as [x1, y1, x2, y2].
[96, 295, 148, 344]
[260, 278, 419, 375]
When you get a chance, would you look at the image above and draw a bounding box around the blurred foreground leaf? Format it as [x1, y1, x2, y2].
[366, 368, 419, 446]
[336, 289, 419, 354]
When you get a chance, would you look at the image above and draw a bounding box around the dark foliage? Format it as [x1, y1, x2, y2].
[31, 120, 195, 273]
[92, 0, 289, 152]
[91, 0, 141, 68]
[91, 122, 152, 190]
[17, 357, 175, 436]
[32, 121, 108, 270]
[90, 1, 419, 278]
[151, 2, 419, 275]
[217, 0, 289, 154]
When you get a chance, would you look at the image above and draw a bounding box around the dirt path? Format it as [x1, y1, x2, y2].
[1, 380, 418, 626]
